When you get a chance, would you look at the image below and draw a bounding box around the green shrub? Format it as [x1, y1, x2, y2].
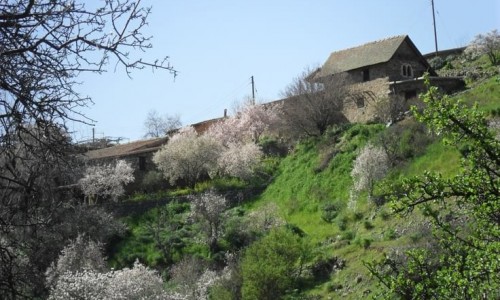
[363, 221, 374, 230]
[321, 202, 339, 223]
[336, 215, 349, 231]
[379, 209, 391, 221]
[141, 170, 166, 192]
[384, 228, 397, 241]
[355, 237, 373, 249]
[241, 227, 308, 300]
[339, 230, 355, 241]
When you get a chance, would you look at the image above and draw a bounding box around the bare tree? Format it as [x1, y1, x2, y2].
[0, 1, 174, 297]
[280, 67, 350, 137]
[143, 109, 181, 138]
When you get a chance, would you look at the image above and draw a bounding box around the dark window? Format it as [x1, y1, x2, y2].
[139, 156, 146, 171]
[355, 96, 365, 108]
[362, 69, 370, 82]
[402, 64, 413, 78]
[405, 90, 417, 100]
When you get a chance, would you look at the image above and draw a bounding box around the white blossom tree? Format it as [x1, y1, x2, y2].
[466, 29, 500, 65]
[48, 260, 171, 300]
[207, 102, 282, 145]
[79, 160, 135, 204]
[189, 190, 228, 253]
[169, 256, 230, 300]
[217, 142, 262, 180]
[45, 235, 107, 288]
[153, 127, 221, 187]
[351, 143, 389, 198]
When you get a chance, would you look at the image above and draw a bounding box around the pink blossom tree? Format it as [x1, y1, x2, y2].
[217, 142, 262, 180]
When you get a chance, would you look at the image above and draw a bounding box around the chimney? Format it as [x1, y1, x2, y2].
[224, 108, 227, 118]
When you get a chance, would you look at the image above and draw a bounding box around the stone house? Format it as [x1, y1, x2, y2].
[310, 35, 465, 123]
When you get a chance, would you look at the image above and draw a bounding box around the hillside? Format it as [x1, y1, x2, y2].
[109, 59, 500, 299]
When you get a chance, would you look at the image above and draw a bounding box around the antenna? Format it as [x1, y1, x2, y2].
[431, 0, 439, 56]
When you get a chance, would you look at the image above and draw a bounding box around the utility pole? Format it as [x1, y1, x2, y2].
[251, 75, 255, 105]
[431, 0, 439, 56]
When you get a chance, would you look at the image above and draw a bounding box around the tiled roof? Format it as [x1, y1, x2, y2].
[315, 35, 409, 79]
[85, 136, 169, 160]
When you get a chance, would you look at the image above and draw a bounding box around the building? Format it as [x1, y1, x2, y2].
[311, 35, 465, 123]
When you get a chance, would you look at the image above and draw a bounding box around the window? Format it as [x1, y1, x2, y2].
[138, 156, 146, 171]
[401, 64, 413, 78]
[362, 69, 370, 82]
[356, 97, 365, 108]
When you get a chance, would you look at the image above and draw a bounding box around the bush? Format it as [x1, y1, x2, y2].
[355, 237, 373, 249]
[241, 228, 308, 300]
[384, 228, 397, 241]
[140, 170, 166, 192]
[336, 216, 348, 231]
[363, 221, 374, 230]
[339, 230, 355, 241]
[321, 202, 340, 223]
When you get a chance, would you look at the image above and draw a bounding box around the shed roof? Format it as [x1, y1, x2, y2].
[85, 136, 169, 160]
[314, 35, 434, 79]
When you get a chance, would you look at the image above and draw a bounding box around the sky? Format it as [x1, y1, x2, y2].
[71, 0, 500, 142]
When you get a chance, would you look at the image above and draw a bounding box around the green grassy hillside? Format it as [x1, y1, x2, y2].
[109, 67, 499, 298]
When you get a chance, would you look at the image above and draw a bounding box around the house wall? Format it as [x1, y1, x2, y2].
[342, 42, 429, 85]
[342, 78, 392, 123]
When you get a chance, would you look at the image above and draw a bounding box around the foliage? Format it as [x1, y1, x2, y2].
[147, 201, 191, 265]
[466, 29, 500, 65]
[366, 76, 500, 299]
[153, 126, 221, 187]
[351, 143, 389, 198]
[241, 227, 309, 300]
[48, 260, 170, 300]
[143, 109, 182, 138]
[79, 160, 135, 204]
[109, 201, 195, 269]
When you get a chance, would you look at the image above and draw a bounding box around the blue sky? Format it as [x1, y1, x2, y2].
[72, 0, 500, 142]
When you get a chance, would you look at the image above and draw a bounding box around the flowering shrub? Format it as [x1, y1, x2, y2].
[79, 160, 134, 204]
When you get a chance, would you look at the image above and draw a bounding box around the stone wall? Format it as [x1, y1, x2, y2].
[343, 77, 391, 123]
